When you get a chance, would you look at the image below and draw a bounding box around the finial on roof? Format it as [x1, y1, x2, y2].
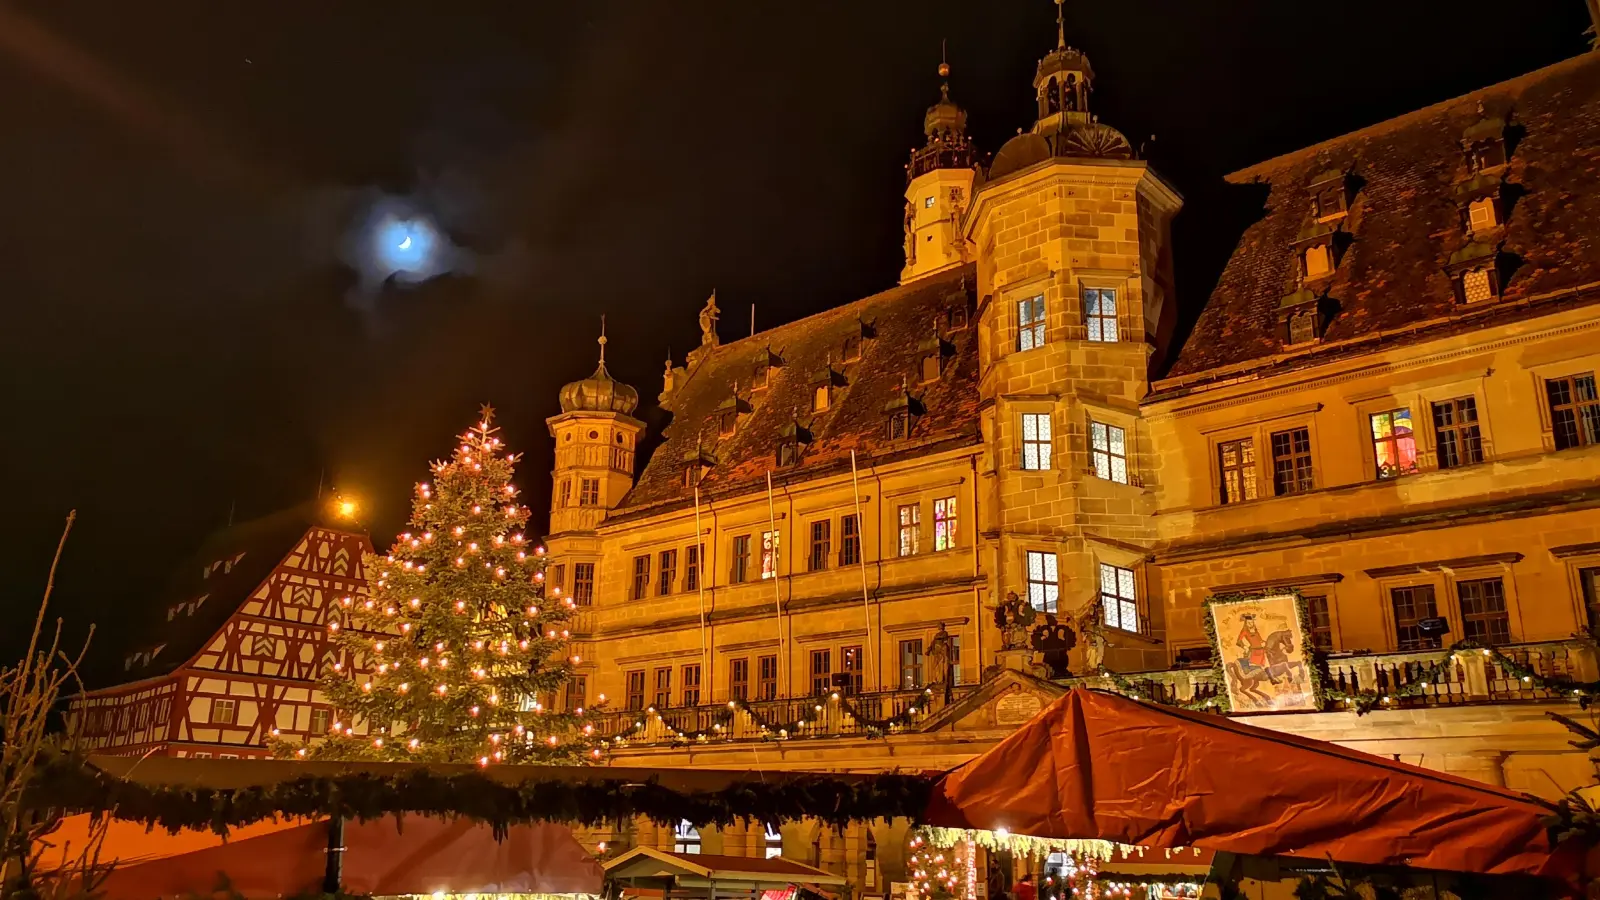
[1056, 0, 1066, 49]
[939, 39, 950, 78]
[598, 314, 607, 364]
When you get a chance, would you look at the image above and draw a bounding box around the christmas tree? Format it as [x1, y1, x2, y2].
[294, 407, 600, 765]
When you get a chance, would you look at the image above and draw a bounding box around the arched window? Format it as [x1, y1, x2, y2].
[673, 820, 701, 855]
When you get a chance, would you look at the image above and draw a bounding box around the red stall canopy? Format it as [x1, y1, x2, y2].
[924, 688, 1577, 879]
[69, 814, 602, 899]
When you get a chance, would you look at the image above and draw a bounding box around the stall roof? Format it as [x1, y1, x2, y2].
[924, 688, 1577, 880]
[605, 847, 847, 888]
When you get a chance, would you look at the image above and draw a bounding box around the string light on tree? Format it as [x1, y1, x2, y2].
[273, 406, 602, 765]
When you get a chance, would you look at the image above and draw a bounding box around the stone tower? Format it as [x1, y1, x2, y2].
[966, 0, 1182, 670]
[900, 55, 979, 284]
[545, 325, 644, 608]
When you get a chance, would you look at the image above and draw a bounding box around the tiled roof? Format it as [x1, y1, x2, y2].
[100, 504, 327, 685]
[1167, 52, 1600, 381]
[613, 265, 979, 520]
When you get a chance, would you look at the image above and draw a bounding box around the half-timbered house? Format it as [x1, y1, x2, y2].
[69, 504, 370, 759]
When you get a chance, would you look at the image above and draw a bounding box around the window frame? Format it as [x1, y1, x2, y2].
[212, 698, 237, 726]
[1388, 583, 1441, 651]
[1021, 412, 1053, 471]
[651, 666, 672, 710]
[565, 674, 587, 712]
[1098, 562, 1143, 635]
[731, 534, 751, 583]
[657, 549, 677, 596]
[1026, 550, 1060, 613]
[1455, 576, 1511, 646]
[1546, 372, 1600, 451]
[809, 520, 831, 572]
[1082, 286, 1118, 343]
[839, 645, 864, 695]
[897, 504, 921, 557]
[1431, 396, 1485, 470]
[1303, 593, 1336, 653]
[1217, 437, 1259, 505]
[933, 496, 958, 551]
[1269, 426, 1316, 496]
[898, 639, 924, 689]
[631, 555, 650, 601]
[760, 529, 780, 579]
[573, 562, 595, 606]
[624, 670, 646, 710]
[1368, 407, 1420, 480]
[680, 663, 702, 706]
[683, 543, 701, 593]
[1017, 294, 1046, 352]
[839, 514, 861, 567]
[809, 649, 832, 696]
[1089, 420, 1130, 484]
[729, 657, 750, 701]
[757, 654, 778, 701]
[578, 478, 600, 507]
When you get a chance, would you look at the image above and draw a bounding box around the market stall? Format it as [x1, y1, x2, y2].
[604, 846, 845, 900]
[923, 687, 1577, 880]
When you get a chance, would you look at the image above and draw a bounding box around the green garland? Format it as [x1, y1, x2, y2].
[24, 752, 935, 836]
[1095, 668, 1228, 713]
[609, 689, 938, 745]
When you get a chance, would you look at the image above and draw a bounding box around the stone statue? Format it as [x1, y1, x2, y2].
[902, 200, 917, 266]
[993, 591, 1037, 651]
[698, 291, 720, 347]
[1046, 76, 1061, 114]
[1063, 74, 1079, 112]
[1030, 613, 1077, 679]
[925, 623, 953, 696]
[1076, 601, 1109, 673]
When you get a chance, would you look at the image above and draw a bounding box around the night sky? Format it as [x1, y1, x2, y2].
[1, 2, 1589, 675]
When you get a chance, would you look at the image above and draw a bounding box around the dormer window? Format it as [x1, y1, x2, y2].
[1469, 140, 1507, 173]
[682, 448, 715, 489]
[1445, 241, 1506, 305]
[1308, 170, 1352, 222]
[1287, 307, 1319, 345]
[888, 410, 916, 440]
[842, 336, 861, 363]
[1276, 288, 1332, 347]
[715, 394, 751, 436]
[1466, 196, 1499, 234]
[946, 305, 968, 330]
[778, 440, 800, 466]
[813, 384, 832, 412]
[719, 409, 739, 436]
[883, 392, 924, 441]
[1462, 267, 1497, 303]
[920, 354, 943, 384]
[1303, 243, 1334, 280]
[683, 465, 700, 488]
[752, 364, 769, 391]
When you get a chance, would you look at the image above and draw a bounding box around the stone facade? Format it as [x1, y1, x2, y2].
[538, 25, 1600, 897]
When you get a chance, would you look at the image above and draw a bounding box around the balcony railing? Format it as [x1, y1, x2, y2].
[593, 640, 1595, 747]
[595, 684, 981, 746]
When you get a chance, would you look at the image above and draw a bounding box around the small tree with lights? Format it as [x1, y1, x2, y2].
[293, 407, 601, 765]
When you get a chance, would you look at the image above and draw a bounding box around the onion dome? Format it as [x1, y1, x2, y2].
[558, 325, 639, 415]
[908, 58, 978, 182]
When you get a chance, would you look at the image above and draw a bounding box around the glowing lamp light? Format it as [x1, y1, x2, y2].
[337, 500, 358, 518]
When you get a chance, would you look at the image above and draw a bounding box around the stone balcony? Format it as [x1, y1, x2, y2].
[590, 639, 1598, 747]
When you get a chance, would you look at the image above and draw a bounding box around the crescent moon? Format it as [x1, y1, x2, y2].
[398, 235, 413, 251]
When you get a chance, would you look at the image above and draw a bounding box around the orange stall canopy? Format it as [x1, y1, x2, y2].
[47, 814, 602, 899]
[924, 688, 1578, 880]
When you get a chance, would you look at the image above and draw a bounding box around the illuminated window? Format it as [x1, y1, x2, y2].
[813, 384, 831, 412]
[898, 504, 921, 557]
[1303, 244, 1333, 280]
[1462, 267, 1495, 302]
[674, 820, 701, 854]
[1083, 287, 1118, 343]
[1218, 438, 1257, 504]
[1026, 551, 1059, 613]
[1100, 563, 1141, 633]
[1467, 197, 1499, 233]
[1017, 295, 1046, 351]
[1021, 413, 1052, 470]
[920, 354, 941, 383]
[760, 530, 779, 579]
[1370, 409, 1419, 479]
[578, 478, 600, 506]
[924, 195, 936, 208]
[1090, 421, 1129, 484]
[840, 645, 863, 695]
[933, 497, 957, 551]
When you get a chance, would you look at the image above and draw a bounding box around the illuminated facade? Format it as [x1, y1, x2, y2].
[544, 15, 1600, 893]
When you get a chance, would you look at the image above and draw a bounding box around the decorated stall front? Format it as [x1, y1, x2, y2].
[923, 688, 1578, 886]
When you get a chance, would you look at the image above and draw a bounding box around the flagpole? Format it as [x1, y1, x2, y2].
[766, 471, 785, 697]
[850, 450, 877, 693]
[694, 485, 709, 699]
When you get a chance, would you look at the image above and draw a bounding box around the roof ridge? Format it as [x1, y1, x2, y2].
[1227, 51, 1600, 182]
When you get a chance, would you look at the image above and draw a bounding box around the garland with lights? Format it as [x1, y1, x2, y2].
[610, 688, 939, 744]
[274, 408, 600, 766]
[24, 752, 936, 836]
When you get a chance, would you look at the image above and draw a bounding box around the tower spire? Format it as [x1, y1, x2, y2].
[1056, 0, 1066, 50]
[598, 314, 607, 365]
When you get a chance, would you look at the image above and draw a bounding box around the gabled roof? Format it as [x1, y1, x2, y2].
[604, 846, 847, 886]
[612, 265, 979, 521]
[1167, 52, 1600, 382]
[99, 503, 351, 686]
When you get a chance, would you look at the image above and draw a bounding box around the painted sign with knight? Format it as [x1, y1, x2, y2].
[1208, 593, 1317, 712]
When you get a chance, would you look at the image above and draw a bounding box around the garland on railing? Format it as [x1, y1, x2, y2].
[1093, 668, 1229, 713]
[607, 688, 939, 746]
[23, 750, 936, 835]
